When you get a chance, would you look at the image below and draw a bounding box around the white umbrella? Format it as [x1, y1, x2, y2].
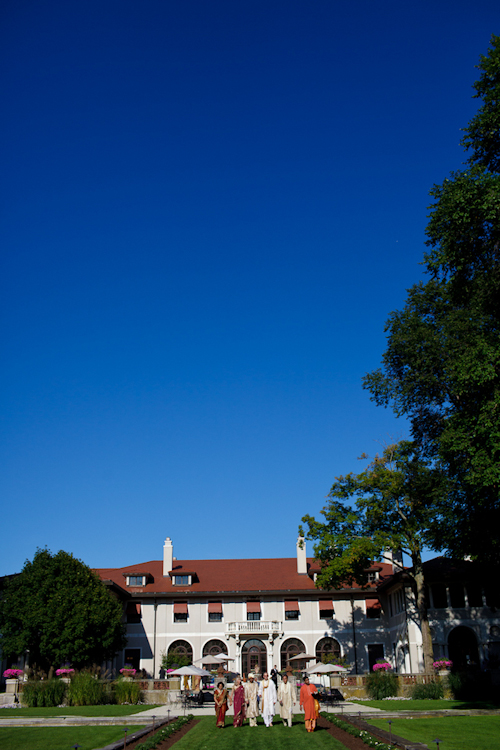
[214, 653, 234, 661]
[194, 655, 221, 665]
[289, 652, 315, 661]
[168, 665, 211, 677]
[306, 662, 347, 674]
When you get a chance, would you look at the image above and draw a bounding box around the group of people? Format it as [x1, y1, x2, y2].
[213, 671, 319, 731]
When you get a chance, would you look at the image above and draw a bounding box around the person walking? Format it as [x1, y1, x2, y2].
[277, 673, 295, 727]
[258, 671, 277, 727]
[230, 676, 246, 727]
[244, 672, 259, 726]
[214, 681, 228, 728]
[299, 676, 318, 732]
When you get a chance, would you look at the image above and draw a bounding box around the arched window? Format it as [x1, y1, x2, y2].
[241, 639, 267, 677]
[203, 640, 227, 657]
[316, 637, 341, 663]
[167, 640, 193, 667]
[280, 638, 306, 670]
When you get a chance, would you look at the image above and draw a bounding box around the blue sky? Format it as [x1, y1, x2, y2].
[1, 1, 498, 576]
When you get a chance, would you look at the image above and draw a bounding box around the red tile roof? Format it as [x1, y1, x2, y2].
[95, 557, 393, 596]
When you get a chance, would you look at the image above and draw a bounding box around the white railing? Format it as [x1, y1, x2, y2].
[226, 621, 282, 634]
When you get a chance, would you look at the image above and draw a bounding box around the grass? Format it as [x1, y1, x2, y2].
[351, 699, 500, 711]
[139, 714, 348, 750]
[369, 715, 500, 750]
[0, 704, 159, 717]
[0, 725, 146, 750]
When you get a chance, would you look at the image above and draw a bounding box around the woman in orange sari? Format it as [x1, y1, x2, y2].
[214, 681, 228, 728]
[299, 676, 318, 732]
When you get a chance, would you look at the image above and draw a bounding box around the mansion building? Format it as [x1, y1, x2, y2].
[95, 536, 500, 678]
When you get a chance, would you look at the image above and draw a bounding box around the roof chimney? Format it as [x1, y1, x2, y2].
[163, 537, 173, 576]
[297, 536, 307, 575]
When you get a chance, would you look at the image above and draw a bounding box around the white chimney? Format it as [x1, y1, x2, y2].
[163, 537, 173, 576]
[382, 548, 403, 574]
[297, 536, 307, 575]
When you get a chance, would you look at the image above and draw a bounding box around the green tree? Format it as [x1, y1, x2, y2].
[0, 548, 126, 670]
[300, 441, 447, 673]
[363, 35, 500, 565]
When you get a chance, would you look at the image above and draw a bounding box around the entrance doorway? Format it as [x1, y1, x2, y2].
[448, 626, 480, 670]
[241, 639, 267, 677]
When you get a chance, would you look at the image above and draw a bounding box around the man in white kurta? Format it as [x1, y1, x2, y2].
[277, 673, 295, 726]
[244, 673, 259, 726]
[258, 672, 277, 727]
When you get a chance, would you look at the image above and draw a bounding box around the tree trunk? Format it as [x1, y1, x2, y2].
[412, 555, 434, 673]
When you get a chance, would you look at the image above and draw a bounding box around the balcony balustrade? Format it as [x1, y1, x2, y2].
[226, 620, 282, 634]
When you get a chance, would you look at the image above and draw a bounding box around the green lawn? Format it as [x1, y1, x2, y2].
[0, 704, 159, 717]
[0, 725, 146, 750]
[369, 715, 500, 750]
[351, 699, 500, 711]
[145, 714, 347, 750]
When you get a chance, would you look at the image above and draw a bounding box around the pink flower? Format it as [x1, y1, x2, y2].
[3, 669, 23, 679]
[55, 668, 75, 676]
[433, 660, 453, 670]
[373, 662, 392, 671]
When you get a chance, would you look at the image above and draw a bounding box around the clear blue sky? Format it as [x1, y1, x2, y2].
[1, 1, 498, 576]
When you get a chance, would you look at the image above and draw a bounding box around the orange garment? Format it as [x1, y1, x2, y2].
[299, 683, 317, 722]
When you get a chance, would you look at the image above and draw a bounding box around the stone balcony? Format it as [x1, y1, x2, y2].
[226, 620, 283, 636]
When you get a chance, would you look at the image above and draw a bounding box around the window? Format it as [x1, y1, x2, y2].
[126, 602, 141, 623]
[208, 602, 223, 622]
[449, 584, 465, 609]
[284, 600, 300, 620]
[173, 601, 188, 622]
[319, 600, 334, 619]
[316, 637, 341, 664]
[432, 584, 448, 609]
[466, 583, 483, 608]
[173, 575, 190, 586]
[366, 598, 381, 619]
[246, 602, 261, 621]
[128, 576, 144, 586]
[367, 571, 379, 583]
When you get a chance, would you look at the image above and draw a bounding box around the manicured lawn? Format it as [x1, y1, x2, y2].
[155, 715, 347, 750]
[369, 715, 500, 750]
[0, 725, 146, 750]
[351, 699, 500, 711]
[0, 704, 159, 717]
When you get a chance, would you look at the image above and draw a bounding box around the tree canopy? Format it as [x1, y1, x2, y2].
[0, 548, 126, 670]
[362, 35, 500, 565]
[300, 440, 447, 672]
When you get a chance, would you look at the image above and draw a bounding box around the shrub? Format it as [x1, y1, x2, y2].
[411, 680, 444, 700]
[365, 670, 398, 699]
[114, 677, 142, 704]
[66, 672, 110, 706]
[22, 678, 66, 707]
[446, 670, 492, 701]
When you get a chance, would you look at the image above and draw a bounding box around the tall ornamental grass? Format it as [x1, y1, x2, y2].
[114, 677, 142, 704]
[22, 678, 66, 707]
[365, 670, 398, 699]
[66, 672, 110, 705]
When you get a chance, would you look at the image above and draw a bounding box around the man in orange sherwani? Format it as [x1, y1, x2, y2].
[299, 676, 317, 732]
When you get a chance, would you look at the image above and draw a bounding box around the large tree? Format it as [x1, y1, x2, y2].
[0, 548, 126, 670]
[300, 441, 447, 673]
[363, 35, 500, 565]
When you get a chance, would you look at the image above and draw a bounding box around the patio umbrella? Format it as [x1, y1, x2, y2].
[306, 662, 347, 673]
[194, 655, 221, 665]
[289, 652, 316, 661]
[214, 653, 234, 661]
[168, 665, 211, 677]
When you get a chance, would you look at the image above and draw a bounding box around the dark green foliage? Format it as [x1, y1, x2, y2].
[113, 678, 142, 704]
[363, 36, 500, 565]
[22, 678, 66, 707]
[301, 440, 442, 671]
[411, 680, 444, 700]
[135, 715, 192, 750]
[446, 671, 493, 701]
[365, 671, 398, 700]
[0, 548, 126, 670]
[161, 649, 190, 669]
[66, 672, 111, 706]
